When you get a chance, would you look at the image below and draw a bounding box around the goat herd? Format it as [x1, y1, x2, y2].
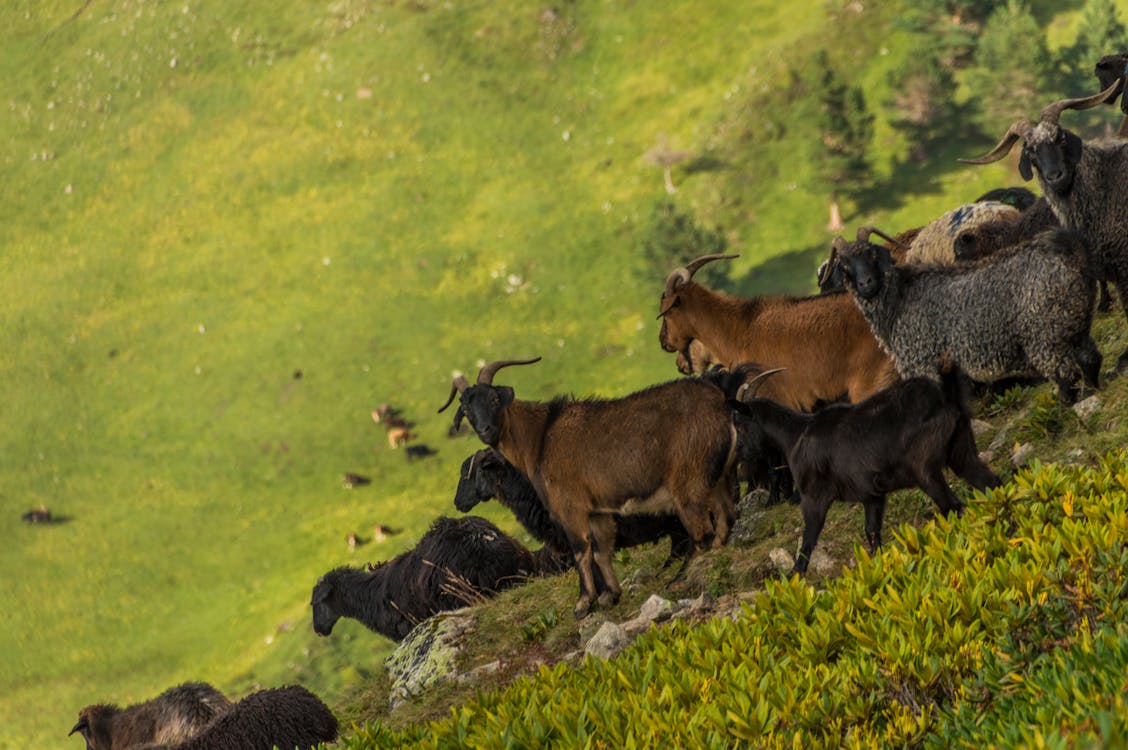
[68, 55, 1128, 750]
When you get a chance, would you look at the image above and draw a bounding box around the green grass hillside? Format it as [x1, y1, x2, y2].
[3, 1, 1127, 748]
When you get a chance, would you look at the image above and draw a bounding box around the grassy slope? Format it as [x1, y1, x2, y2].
[2, 1, 1125, 747]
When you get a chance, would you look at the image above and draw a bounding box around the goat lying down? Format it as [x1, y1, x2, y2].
[70, 683, 231, 750]
[727, 365, 1000, 574]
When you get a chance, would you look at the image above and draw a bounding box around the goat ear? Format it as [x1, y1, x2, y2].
[656, 294, 680, 319]
[725, 398, 752, 416]
[497, 386, 515, 408]
[1018, 151, 1034, 181]
[877, 246, 894, 274]
[1063, 130, 1083, 164]
[311, 580, 331, 605]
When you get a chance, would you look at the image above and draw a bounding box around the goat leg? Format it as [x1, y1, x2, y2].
[590, 515, 622, 609]
[793, 495, 830, 575]
[862, 498, 885, 554]
[570, 538, 598, 619]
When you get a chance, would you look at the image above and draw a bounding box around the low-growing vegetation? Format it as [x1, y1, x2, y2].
[337, 454, 1128, 749]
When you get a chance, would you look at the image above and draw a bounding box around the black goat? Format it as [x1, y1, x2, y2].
[131, 685, 338, 750]
[70, 682, 231, 750]
[454, 449, 696, 570]
[727, 365, 1000, 574]
[312, 515, 538, 641]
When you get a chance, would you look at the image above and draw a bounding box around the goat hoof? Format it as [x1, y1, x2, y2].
[597, 590, 620, 608]
[573, 600, 592, 620]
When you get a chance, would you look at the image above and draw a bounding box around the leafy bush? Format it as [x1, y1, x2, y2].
[337, 454, 1128, 749]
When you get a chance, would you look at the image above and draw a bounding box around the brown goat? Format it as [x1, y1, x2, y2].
[70, 683, 232, 750]
[386, 426, 413, 448]
[658, 254, 898, 410]
[438, 358, 740, 619]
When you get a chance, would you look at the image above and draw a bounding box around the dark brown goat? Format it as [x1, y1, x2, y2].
[1095, 52, 1128, 137]
[658, 254, 898, 410]
[129, 685, 337, 750]
[727, 365, 999, 574]
[439, 358, 739, 618]
[454, 448, 695, 572]
[70, 682, 231, 750]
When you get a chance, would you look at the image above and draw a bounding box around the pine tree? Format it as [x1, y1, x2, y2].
[814, 51, 873, 231]
[965, 0, 1051, 132]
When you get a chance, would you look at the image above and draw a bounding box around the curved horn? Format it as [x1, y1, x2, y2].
[476, 357, 542, 386]
[69, 718, 88, 737]
[736, 367, 785, 402]
[1041, 80, 1123, 124]
[437, 374, 470, 414]
[958, 120, 1033, 165]
[662, 254, 739, 298]
[856, 226, 910, 251]
[662, 267, 692, 299]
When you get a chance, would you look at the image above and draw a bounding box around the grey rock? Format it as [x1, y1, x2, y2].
[1072, 395, 1101, 420]
[768, 547, 794, 571]
[385, 611, 476, 711]
[1011, 442, 1036, 468]
[585, 621, 630, 660]
[971, 419, 993, 437]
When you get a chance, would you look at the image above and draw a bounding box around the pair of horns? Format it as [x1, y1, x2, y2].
[437, 357, 541, 413]
[960, 80, 1121, 165]
[829, 226, 907, 255]
[662, 254, 739, 298]
[733, 365, 785, 402]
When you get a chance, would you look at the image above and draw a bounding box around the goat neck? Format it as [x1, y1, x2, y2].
[667, 284, 762, 368]
[741, 398, 813, 455]
[491, 399, 552, 483]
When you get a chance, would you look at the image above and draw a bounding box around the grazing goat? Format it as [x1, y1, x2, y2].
[960, 82, 1128, 370]
[386, 426, 413, 448]
[659, 254, 898, 410]
[835, 226, 1101, 403]
[70, 682, 231, 750]
[439, 358, 740, 618]
[21, 506, 54, 524]
[130, 685, 338, 750]
[454, 448, 695, 571]
[728, 365, 1000, 574]
[312, 515, 538, 641]
[1095, 52, 1128, 137]
[405, 443, 438, 461]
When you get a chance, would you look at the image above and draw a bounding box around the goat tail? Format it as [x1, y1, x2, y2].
[938, 358, 971, 418]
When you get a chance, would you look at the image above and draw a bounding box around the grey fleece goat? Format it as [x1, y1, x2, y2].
[961, 83, 1128, 370]
[132, 685, 338, 750]
[70, 682, 231, 750]
[836, 227, 1101, 403]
